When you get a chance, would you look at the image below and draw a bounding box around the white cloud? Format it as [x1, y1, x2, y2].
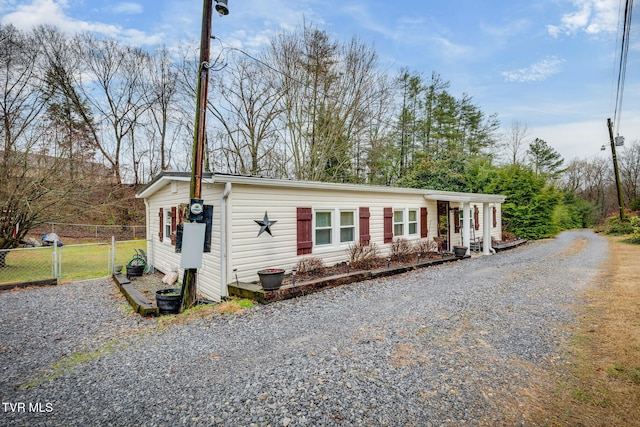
[113, 2, 143, 15]
[0, 0, 161, 46]
[548, 0, 619, 38]
[1, 0, 70, 30]
[502, 56, 565, 82]
[432, 36, 474, 62]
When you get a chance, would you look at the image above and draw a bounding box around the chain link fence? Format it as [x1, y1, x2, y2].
[31, 223, 146, 242]
[0, 239, 151, 286]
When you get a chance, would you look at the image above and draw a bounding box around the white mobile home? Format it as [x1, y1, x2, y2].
[136, 172, 505, 301]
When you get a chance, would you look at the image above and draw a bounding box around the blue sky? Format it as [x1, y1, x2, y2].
[1, 0, 638, 163]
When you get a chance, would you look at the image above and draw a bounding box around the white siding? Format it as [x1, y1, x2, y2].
[142, 175, 505, 300]
[145, 181, 224, 301]
[227, 183, 439, 284]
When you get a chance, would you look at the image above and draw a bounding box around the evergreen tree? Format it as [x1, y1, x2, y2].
[527, 138, 564, 177]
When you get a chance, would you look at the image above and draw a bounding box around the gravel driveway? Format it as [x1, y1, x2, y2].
[1, 230, 607, 426]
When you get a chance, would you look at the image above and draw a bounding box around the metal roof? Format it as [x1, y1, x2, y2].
[136, 171, 506, 203]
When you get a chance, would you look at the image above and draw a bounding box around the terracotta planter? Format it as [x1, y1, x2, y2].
[258, 268, 285, 290]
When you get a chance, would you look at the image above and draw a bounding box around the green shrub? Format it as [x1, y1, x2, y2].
[606, 216, 640, 236]
[631, 197, 640, 211]
[623, 230, 640, 244]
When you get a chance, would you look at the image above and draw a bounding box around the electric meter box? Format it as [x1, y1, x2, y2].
[180, 222, 206, 269]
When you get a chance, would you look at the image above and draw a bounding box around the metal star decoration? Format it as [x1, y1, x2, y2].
[254, 211, 277, 237]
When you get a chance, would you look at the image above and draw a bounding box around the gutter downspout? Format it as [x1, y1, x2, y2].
[221, 182, 232, 298]
[143, 198, 154, 272]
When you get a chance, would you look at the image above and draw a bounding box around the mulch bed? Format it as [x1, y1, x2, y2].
[124, 252, 452, 299]
[283, 252, 450, 285]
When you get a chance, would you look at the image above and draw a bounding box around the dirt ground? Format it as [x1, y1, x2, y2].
[530, 235, 640, 426]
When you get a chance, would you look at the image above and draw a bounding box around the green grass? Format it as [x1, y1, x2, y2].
[0, 240, 145, 284]
[21, 340, 121, 389]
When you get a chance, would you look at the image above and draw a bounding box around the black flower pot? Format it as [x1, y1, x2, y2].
[257, 269, 285, 290]
[126, 264, 144, 278]
[453, 246, 468, 258]
[156, 288, 181, 314]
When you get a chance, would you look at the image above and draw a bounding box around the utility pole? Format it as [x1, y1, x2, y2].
[607, 118, 625, 221]
[182, 0, 229, 310]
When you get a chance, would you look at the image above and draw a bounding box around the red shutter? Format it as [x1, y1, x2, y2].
[170, 206, 177, 245]
[453, 208, 460, 233]
[158, 208, 164, 241]
[384, 207, 393, 243]
[474, 205, 479, 231]
[359, 207, 370, 246]
[420, 207, 428, 238]
[297, 207, 313, 255]
[492, 206, 497, 228]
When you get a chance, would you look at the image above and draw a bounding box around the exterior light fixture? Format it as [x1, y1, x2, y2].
[215, 0, 229, 15]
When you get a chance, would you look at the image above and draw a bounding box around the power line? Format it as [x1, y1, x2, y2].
[612, 0, 634, 136]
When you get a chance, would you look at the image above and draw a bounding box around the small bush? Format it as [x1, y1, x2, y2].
[390, 238, 412, 262]
[606, 215, 640, 236]
[623, 226, 640, 244]
[501, 231, 517, 241]
[413, 238, 437, 254]
[346, 241, 379, 269]
[630, 197, 640, 211]
[295, 257, 326, 275]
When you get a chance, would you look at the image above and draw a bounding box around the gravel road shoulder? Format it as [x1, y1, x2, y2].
[1, 230, 607, 426]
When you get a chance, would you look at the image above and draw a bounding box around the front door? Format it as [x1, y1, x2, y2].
[437, 201, 450, 251]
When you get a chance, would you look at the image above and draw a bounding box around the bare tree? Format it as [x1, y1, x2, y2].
[140, 45, 185, 178]
[61, 33, 152, 183]
[0, 25, 92, 261]
[561, 157, 614, 219]
[501, 121, 530, 165]
[0, 25, 49, 165]
[209, 54, 284, 175]
[267, 22, 387, 182]
[618, 140, 640, 206]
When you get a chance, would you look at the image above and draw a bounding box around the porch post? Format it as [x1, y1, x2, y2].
[462, 202, 471, 256]
[482, 203, 492, 255]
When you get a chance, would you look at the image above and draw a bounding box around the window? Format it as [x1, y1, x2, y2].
[408, 209, 418, 235]
[393, 210, 404, 236]
[164, 208, 172, 242]
[313, 209, 357, 248]
[340, 211, 355, 243]
[315, 211, 332, 246]
[392, 208, 419, 238]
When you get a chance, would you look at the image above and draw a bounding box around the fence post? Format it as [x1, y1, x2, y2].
[111, 236, 116, 275]
[52, 238, 58, 278]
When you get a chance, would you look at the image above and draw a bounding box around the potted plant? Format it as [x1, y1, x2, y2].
[453, 245, 468, 258]
[257, 268, 285, 290]
[156, 287, 181, 314]
[126, 249, 146, 278]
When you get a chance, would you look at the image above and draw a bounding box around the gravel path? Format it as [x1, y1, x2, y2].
[1, 230, 607, 426]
